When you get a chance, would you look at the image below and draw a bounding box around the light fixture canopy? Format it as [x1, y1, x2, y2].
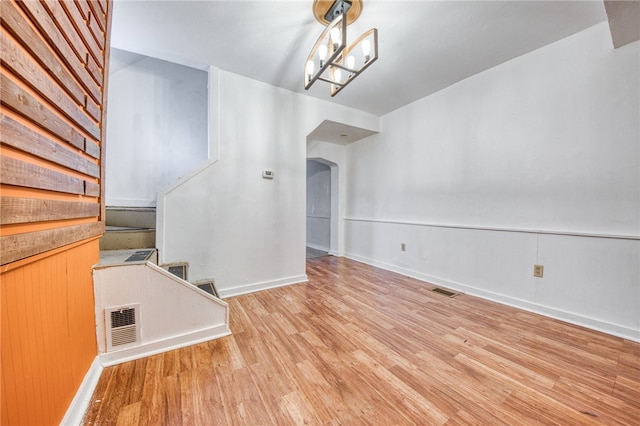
[304, 0, 378, 96]
[313, 0, 362, 26]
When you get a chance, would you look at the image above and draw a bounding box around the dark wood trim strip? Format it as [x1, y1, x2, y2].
[0, 197, 100, 225]
[92, 0, 108, 27]
[17, 0, 102, 104]
[0, 113, 100, 178]
[38, 0, 88, 65]
[85, 95, 101, 122]
[84, 180, 100, 197]
[86, 53, 102, 85]
[0, 31, 101, 140]
[0, 221, 104, 265]
[85, 139, 100, 159]
[59, 0, 104, 67]
[87, 10, 104, 49]
[0, 0, 85, 106]
[75, 0, 90, 21]
[0, 74, 86, 150]
[0, 156, 85, 195]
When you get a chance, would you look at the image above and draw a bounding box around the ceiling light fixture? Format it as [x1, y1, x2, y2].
[304, 0, 378, 96]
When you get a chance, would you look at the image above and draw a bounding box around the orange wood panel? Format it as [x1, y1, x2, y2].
[1, 239, 99, 425]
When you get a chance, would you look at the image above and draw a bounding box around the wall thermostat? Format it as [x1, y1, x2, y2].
[262, 170, 274, 179]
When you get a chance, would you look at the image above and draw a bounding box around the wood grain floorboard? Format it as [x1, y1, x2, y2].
[83, 256, 640, 425]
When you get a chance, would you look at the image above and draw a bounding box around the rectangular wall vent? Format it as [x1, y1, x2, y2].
[105, 304, 141, 351]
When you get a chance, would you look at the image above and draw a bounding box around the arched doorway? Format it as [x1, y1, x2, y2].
[306, 158, 338, 256]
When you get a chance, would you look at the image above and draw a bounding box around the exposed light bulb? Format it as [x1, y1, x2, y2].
[362, 39, 371, 63]
[330, 27, 341, 51]
[319, 44, 328, 68]
[346, 55, 355, 78]
[334, 68, 342, 83]
[306, 60, 315, 83]
[347, 55, 355, 70]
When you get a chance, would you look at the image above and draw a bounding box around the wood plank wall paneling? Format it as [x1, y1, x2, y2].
[1, 113, 100, 178]
[1, 0, 112, 424]
[0, 0, 85, 106]
[0, 0, 111, 265]
[1, 239, 100, 425]
[0, 197, 100, 225]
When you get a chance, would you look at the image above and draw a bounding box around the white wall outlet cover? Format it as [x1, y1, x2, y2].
[262, 170, 274, 179]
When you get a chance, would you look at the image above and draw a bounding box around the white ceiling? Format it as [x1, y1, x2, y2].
[110, 0, 608, 116]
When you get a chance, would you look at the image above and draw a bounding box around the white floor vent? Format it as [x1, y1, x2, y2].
[105, 304, 141, 351]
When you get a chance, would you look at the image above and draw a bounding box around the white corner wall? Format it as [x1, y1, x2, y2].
[106, 50, 208, 207]
[344, 22, 640, 340]
[159, 70, 379, 297]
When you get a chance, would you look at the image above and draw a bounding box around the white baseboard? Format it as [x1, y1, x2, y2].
[106, 198, 156, 207]
[345, 253, 640, 343]
[99, 324, 231, 367]
[60, 357, 103, 426]
[306, 243, 330, 252]
[218, 274, 308, 298]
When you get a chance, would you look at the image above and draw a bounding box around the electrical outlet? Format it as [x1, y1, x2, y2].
[533, 264, 544, 278]
[401, 243, 406, 252]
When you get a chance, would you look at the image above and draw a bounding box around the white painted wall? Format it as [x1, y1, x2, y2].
[106, 50, 208, 207]
[344, 22, 640, 340]
[159, 69, 379, 297]
[306, 160, 331, 251]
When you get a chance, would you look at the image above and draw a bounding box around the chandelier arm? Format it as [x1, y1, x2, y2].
[342, 27, 377, 60]
[330, 63, 356, 73]
[330, 29, 378, 96]
[318, 76, 346, 86]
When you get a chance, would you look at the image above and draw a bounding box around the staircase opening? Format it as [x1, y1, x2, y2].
[100, 207, 156, 251]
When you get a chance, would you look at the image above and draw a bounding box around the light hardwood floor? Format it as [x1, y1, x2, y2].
[83, 256, 640, 425]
